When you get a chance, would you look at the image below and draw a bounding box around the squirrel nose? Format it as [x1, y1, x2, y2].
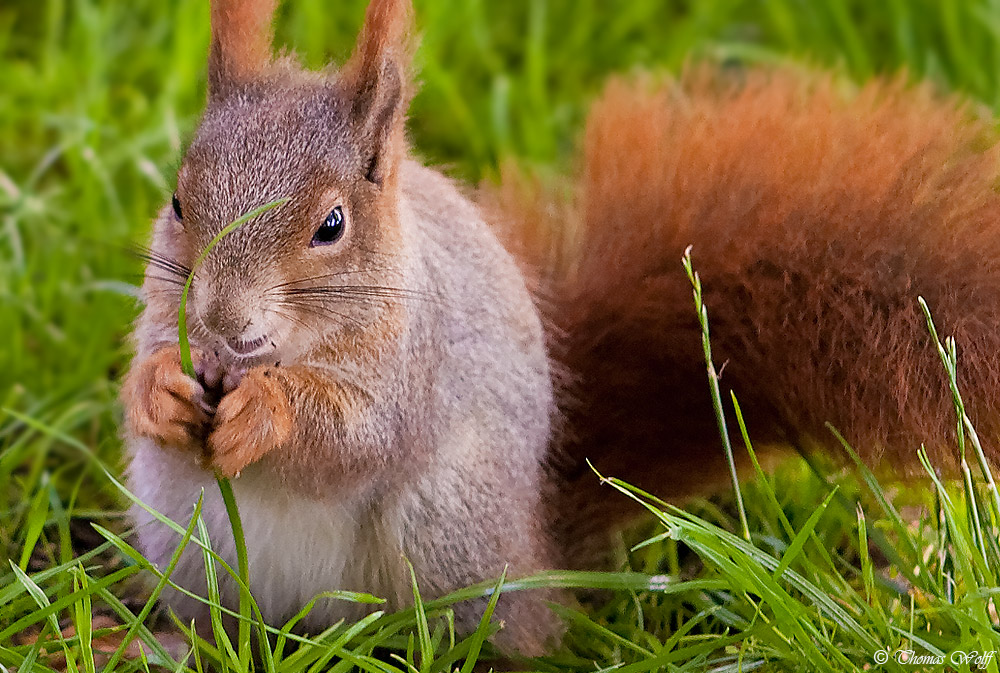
[196, 296, 273, 357]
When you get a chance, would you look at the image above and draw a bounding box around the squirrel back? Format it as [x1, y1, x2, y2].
[485, 69, 1000, 561]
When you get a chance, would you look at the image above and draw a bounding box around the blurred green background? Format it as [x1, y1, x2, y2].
[5, 0, 1000, 661]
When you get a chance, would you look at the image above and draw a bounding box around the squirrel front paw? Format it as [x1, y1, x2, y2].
[207, 367, 293, 477]
[122, 345, 216, 452]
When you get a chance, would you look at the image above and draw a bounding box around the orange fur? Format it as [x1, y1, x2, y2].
[208, 367, 293, 477]
[340, 0, 416, 187]
[122, 345, 211, 453]
[209, 0, 278, 85]
[488, 69, 1000, 559]
[347, 0, 414, 81]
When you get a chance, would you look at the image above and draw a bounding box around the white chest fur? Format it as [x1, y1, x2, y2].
[127, 439, 404, 631]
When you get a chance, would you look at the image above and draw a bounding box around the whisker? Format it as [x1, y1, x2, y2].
[144, 274, 187, 287]
[141, 259, 189, 279]
[284, 285, 442, 301]
[277, 292, 402, 314]
[140, 290, 184, 302]
[274, 300, 367, 329]
[128, 244, 193, 279]
[266, 267, 404, 293]
[284, 286, 466, 313]
[128, 243, 187, 268]
[265, 306, 322, 340]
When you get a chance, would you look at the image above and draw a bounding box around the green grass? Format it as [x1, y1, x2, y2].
[5, 0, 1000, 670]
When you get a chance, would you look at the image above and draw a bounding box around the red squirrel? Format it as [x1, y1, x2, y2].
[121, 0, 1000, 655]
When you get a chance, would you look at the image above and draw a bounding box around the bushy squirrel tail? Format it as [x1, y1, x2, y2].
[483, 68, 1000, 564]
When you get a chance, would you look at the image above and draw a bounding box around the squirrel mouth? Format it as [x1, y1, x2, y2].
[226, 333, 273, 357]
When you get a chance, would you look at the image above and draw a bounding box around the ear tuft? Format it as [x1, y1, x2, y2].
[342, 0, 416, 187]
[208, 0, 280, 98]
[350, 0, 414, 79]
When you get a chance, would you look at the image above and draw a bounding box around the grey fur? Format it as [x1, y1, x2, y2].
[125, 67, 560, 652]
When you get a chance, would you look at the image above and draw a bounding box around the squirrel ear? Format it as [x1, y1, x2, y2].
[208, 0, 279, 98]
[342, 0, 415, 187]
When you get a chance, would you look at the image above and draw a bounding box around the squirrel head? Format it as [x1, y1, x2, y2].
[155, 0, 415, 365]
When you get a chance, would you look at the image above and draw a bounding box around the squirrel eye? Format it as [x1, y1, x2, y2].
[311, 206, 346, 247]
[171, 192, 183, 220]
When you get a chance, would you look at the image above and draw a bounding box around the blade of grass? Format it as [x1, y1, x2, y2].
[405, 559, 434, 672]
[101, 492, 204, 672]
[682, 246, 750, 541]
[458, 566, 507, 673]
[195, 509, 238, 672]
[215, 475, 257, 671]
[1, 565, 142, 644]
[9, 562, 78, 670]
[71, 566, 96, 673]
[175, 199, 287, 670]
[177, 197, 288, 377]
